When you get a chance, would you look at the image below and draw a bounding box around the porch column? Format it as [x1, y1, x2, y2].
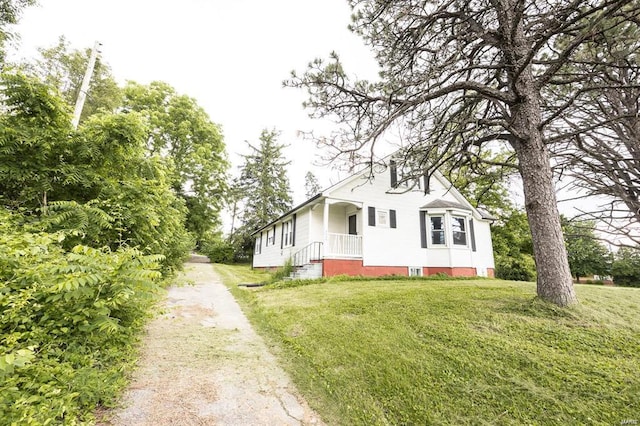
[323, 200, 330, 256]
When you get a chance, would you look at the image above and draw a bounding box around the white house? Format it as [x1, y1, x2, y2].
[251, 161, 495, 279]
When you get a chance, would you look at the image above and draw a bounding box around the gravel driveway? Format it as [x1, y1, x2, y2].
[103, 260, 322, 425]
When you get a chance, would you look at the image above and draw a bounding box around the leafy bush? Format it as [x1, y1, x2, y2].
[495, 253, 537, 281]
[612, 247, 640, 287]
[0, 209, 164, 424]
[200, 235, 236, 263]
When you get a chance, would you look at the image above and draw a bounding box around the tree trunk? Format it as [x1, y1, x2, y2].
[516, 141, 578, 306]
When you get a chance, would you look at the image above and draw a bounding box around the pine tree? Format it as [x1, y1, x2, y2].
[235, 129, 292, 257]
[304, 171, 322, 199]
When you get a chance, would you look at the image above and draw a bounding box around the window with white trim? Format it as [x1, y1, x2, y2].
[254, 235, 262, 254]
[377, 210, 389, 227]
[452, 216, 467, 246]
[430, 215, 446, 245]
[282, 220, 293, 247]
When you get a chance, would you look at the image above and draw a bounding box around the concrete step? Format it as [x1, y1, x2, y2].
[289, 263, 322, 280]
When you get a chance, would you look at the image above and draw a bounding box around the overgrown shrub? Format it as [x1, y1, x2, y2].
[0, 209, 164, 424]
[495, 254, 537, 282]
[270, 258, 294, 281]
[200, 235, 236, 263]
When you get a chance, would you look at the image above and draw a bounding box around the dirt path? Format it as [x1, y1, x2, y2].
[104, 260, 322, 425]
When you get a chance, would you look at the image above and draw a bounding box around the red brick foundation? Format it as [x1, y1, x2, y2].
[322, 259, 407, 277]
[323, 259, 483, 278]
[422, 267, 477, 277]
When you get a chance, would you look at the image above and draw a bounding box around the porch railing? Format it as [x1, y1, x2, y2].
[327, 233, 362, 257]
[291, 241, 324, 266]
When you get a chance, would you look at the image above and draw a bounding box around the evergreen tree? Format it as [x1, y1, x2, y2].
[304, 171, 322, 199]
[235, 129, 292, 257]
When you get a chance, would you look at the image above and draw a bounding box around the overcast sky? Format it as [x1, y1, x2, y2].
[11, 0, 616, 232]
[10, 0, 380, 203]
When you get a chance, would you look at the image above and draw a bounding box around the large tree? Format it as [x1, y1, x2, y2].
[0, 72, 192, 271]
[235, 129, 292, 257]
[288, 0, 640, 306]
[549, 20, 640, 244]
[121, 81, 228, 245]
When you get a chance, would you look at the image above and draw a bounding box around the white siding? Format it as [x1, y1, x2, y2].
[252, 207, 312, 268]
[329, 168, 494, 271]
[253, 165, 496, 274]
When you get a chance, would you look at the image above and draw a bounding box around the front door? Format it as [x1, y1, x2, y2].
[348, 214, 357, 235]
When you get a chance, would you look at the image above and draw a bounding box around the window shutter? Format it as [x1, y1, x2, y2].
[292, 214, 297, 246]
[280, 223, 285, 248]
[390, 209, 397, 228]
[390, 160, 397, 187]
[419, 211, 427, 248]
[259, 232, 263, 254]
[470, 219, 477, 252]
[368, 206, 376, 226]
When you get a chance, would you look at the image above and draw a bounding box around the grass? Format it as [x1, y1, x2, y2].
[214, 264, 640, 425]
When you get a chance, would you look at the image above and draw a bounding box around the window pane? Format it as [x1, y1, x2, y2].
[452, 217, 465, 232]
[452, 216, 467, 245]
[430, 216, 443, 230]
[432, 230, 445, 245]
[430, 216, 445, 245]
[378, 210, 388, 226]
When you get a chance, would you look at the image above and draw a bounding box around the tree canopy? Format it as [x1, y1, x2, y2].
[23, 36, 122, 122]
[288, 0, 640, 306]
[0, 0, 35, 64]
[122, 81, 228, 245]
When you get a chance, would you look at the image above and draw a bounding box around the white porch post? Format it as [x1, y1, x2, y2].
[323, 200, 330, 257]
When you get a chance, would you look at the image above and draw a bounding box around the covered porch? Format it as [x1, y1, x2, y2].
[293, 197, 363, 266]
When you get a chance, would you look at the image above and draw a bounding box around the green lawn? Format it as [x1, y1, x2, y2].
[215, 265, 640, 425]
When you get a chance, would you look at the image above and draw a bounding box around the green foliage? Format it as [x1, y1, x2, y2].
[0, 0, 36, 64]
[491, 209, 537, 282]
[200, 235, 236, 264]
[0, 71, 77, 209]
[122, 81, 229, 244]
[234, 129, 293, 258]
[561, 218, 611, 281]
[22, 36, 122, 123]
[0, 208, 164, 424]
[612, 247, 640, 287]
[270, 258, 294, 282]
[448, 153, 536, 282]
[217, 264, 640, 425]
[0, 75, 193, 272]
[304, 171, 322, 199]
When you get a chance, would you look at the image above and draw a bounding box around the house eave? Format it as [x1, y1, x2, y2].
[250, 193, 324, 236]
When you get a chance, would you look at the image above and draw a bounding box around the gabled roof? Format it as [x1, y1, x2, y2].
[251, 155, 494, 235]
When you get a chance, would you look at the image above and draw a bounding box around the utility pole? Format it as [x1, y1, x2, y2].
[71, 41, 101, 129]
